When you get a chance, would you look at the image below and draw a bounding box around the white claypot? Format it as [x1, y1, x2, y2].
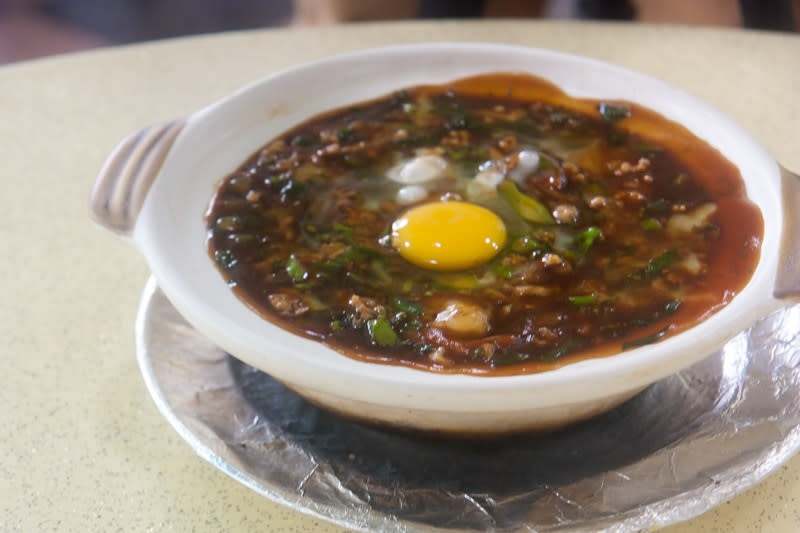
[91, 43, 800, 436]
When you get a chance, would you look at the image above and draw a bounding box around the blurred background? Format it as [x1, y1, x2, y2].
[1, 0, 798, 65]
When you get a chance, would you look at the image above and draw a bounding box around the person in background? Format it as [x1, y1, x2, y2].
[291, 0, 799, 30]
[1, 0, 796, 65]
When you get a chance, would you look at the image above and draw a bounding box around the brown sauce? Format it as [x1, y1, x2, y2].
[206, 72, 763, 375]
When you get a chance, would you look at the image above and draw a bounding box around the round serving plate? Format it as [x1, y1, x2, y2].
[136, 277, 800, 532]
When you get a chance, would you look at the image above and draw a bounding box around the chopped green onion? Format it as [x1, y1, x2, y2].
[598, 102, 630, 123]
[538, 157, 555, 170]
[622, 326, 670, 350]
[227, 174, 253, 194]
[370, 260, 392, 283]
[629, 247, 681, 280]
[474, 147, 489, 159]
[323, 246, 386, 271]
[644, 199, 671, 215]
[548, 109, 572, 125]
[539, 336, 580, 362]
[214, 250, 236, 270]
[352, 245, 387, 261]
[493, 265, 514, 280]
[317, 257, 344, 274]
[498, 180, 555, 224]
[286, 254, 307, 281]
[245, 215, 263, 228]
[367, 318, 398, 346]
[568, 294, 597, 306]
[673, 173, 689, 186]
[574, 226, 602, 256]
[337, 126, 355, 141]
[280, 180, 307, 196]
[347, 271, 368, 284]
[332, 221, 354, 242]
[303, 294, 328, 310]
[215, 216, 242, 232]
[640, 218, 662, 231]
[394, 298, 423, 316]
[231, 234, 255, 244]
[490, 348, 530, 367]
[449, 147, 469, 160]
[291, 135, 313, 147]
[511, 235, 549, 254]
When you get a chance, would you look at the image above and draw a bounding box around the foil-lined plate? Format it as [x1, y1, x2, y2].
[136, 277, 800, 532]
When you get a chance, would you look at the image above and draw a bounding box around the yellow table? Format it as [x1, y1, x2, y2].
[2, 20, 799, 532]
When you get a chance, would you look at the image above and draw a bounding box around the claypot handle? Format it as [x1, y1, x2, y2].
[775, 166, 800, 299]
[90, 119, 186, 236]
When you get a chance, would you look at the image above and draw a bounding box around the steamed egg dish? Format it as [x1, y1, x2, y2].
[207, 74, 764, 375]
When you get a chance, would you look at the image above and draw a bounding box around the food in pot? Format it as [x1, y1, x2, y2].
[206, 73, 763, 375]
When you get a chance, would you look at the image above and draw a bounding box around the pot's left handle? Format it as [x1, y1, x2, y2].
[90, 119, 186, 236]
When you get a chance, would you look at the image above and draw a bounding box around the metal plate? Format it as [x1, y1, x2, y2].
[136, 277, 800, 532]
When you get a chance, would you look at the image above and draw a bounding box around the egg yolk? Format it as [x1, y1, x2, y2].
[391, 201, 507, 271]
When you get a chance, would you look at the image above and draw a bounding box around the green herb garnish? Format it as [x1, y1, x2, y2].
[367, 318, 398, 346]
[644, 199, 671, 215]
[214, 249, 236, 270]
[493, 265, 514, 280]
[622, 326, 670, 350]
[394, 298, 423, 316]
[568, 294, 597, 306]
[245, 215, 263, 228]
[574, 226, 602, 256]
[280, 180, 307, 197]
[548, 109, 572, 125]
[231, 234, 255, 244]
[491, 348, 530, 367]
[286, 254, 307, 281]
[538, 157, 555, 170]
[291, 135, 313, 147]
[629, 247, 681, 280]
[673, 173, 689, 186]
[511, 235, 550, 254]
[640, 218, 662, 231]
[215, 216, 242, 232]
[332, 221, 354, 242]
[498, 180, 555, 224]
[539, 336, 580, 362]
[347, 245, 386, 262]
[337, 126, 355, 141]
[598, 102, 630, 123]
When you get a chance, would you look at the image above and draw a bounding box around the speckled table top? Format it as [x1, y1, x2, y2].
[1, 20, 799, 532]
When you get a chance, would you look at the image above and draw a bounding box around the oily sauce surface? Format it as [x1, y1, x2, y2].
[206, 73, 763, 375]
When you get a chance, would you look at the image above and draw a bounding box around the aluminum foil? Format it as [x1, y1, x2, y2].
[136, 277, 800, 532]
